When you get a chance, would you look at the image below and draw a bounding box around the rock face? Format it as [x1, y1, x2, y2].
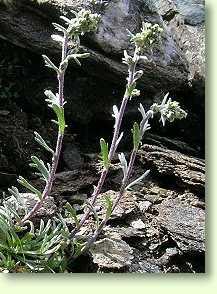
[0, 0, 188, 92]
[0, 0, 205, 146]
[156, 0, 205, 82]
[138, 144, 205, 194]
[157, 198, 205, 252]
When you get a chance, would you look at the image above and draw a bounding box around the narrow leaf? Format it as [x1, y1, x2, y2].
[52, 22, 67, 33]
[51, 34, 64, 43]
[17, 176, 42, 199]
[52, 104, 66, 134]
[126, 170, 150, 190]
[118, 153, 128, 180]
[64, 202, 79, 228]
[8, 186, 27, 214]
[30, 156, 49, 182]
[44, 90, 66, 134]
[132, 122, 141, 149]
[8, 186, 20, 199]
[60, 15, 72, 24]
[100, 138, 110, 169]
[34, 132, 54, 154]
[38, 219, 45, 236]
[103, 195, 113, 219]
[42, 55, 59, 73]
[44, 90, 59, 105]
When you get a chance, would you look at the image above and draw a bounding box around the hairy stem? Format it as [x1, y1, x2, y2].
[69, 50, 139, 239]
[75, 148, 138, 258]
[20, 34, 69, 224]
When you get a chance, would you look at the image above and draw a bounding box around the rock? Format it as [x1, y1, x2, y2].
[156, 247, 180, 266]
[50, 170, 98, 198]
[138, 144, 205, 194]
[89, 237, 134, 269]
[129, 258, 162, 273]
[137, 200, 152, 213]
[130, 219, 146, 230]
[154, 1, 205, 153]
[0, 172, 17, 188]
[0, 0, 188, 93]
[145, 133, 200, 157]
[128, 248, 163, 273]
[0, 0, 204, 156]
[103, 225, 146, 239]
[0, 109, 51, 176]
[157, 198, 205, 252]
[136, 183, 176, 204]
[16, 142, 204, 273]
[63, 144, 83, 170]
[155, 0, 205, 81]
[173, 0, 205, 26]
[6, 193, 57, 218]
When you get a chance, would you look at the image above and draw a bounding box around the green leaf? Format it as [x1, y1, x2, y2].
[34, 132, 54, 154]
[73, 240, 85, 258]
[44, 90, 66, 134]
[100, 138, 110, 169]
[17, 176, 42, 199]
[52, 104, 66, 134]
[132, 122, 141, 150]
[103, 195, 113, 219]
[127, 82, 136, 97]
[29, 156, 49, 182]
[64, 202, 79, 228]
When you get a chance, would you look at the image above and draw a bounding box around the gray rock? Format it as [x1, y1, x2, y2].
[155, 0, 205, 81]
[174, 0, 205, 26]
[156, 247, 180, 266]
[139, 144, 205, 193]
[137, 200, 152, 212]
[50, 170, 98, 197]
[0, 0, 188, 93]
[130, 219, 146, 229]
[63, 144, 83, 170]
[103, 225, 146, 239]
[157, 198, 205, 252]
[6, 193, 57, 218]
[89, 237, 134, 269]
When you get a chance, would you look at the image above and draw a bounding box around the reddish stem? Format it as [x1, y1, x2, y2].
[20, 34, 69, 224]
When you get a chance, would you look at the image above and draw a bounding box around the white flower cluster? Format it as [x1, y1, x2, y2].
[151, 93, 187, 126]
[130, 22, 163, 51]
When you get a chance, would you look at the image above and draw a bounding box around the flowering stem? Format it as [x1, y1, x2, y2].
[20, 34, 69, 224]
[69, 49, 140, 239]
